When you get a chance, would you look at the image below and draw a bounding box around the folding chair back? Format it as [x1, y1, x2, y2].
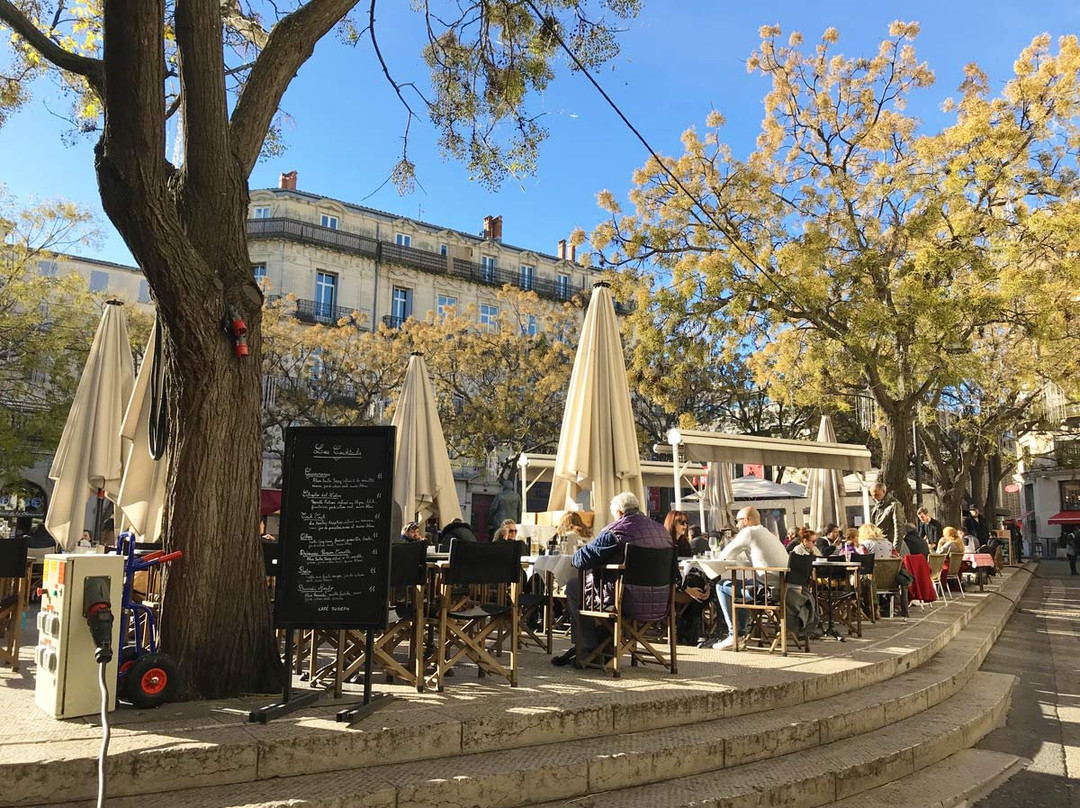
[927, 553, 947, 579]
[851, 552, 875, 576]
[389, 540, 428, 586]
[622, 544, 677, 587]
[262, 540, 279, 578]
[947, 550, 966, 597]
[786, 552, 814, 588]
[0, 537, 29, 671]
[577, 543, 678, 677]
[873, 557, 901, 590]
[430, 540, 524, 691]
[0, 538, 28, 578]
[446, 539, 523, 585]
[872, 556, 902, 618]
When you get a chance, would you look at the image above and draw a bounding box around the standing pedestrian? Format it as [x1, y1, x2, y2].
[1067, 529, 1078, 576]
[869, 482, 904, 553]
[917, 507, 943, 548]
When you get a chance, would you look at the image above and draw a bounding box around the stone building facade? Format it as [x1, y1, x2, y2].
[246, 171, 604, 332]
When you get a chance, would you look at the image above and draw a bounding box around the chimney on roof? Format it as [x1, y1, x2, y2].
[491, 215, 503, 242]
[557, 239, 567, 260]
[483, 215, 494, 240]
[279, 171, 297, 190]
[569, 243, 577, 263]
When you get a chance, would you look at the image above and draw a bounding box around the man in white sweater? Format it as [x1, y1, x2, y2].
[712, 506, 788, 650]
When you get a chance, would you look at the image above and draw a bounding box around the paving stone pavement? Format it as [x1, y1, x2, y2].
[0, 565, 1034, 808]
[975, 559, 1080, 808]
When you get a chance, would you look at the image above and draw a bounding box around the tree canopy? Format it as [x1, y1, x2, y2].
[262, 286, 577, 482]
[0, 190, 151, 484]
[0, 0, 640, 698]
[595, 23, 1080, 518]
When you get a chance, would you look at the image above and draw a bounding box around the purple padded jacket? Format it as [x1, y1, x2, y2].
[572, 509, 675, 621]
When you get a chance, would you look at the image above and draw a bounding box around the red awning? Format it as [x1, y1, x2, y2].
[261, 489, 282, 516]
[1047, 511, 1080, 525]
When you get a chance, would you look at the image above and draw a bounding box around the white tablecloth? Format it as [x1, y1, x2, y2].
[678, 557, 738, 582]
[525, 554, 577, 588]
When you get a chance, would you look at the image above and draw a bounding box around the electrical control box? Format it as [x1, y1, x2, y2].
[35, 554, 124, 719]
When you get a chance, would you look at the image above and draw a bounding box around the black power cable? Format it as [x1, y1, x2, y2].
[147, 320, 168, 460]
[96, 661, 111, 808]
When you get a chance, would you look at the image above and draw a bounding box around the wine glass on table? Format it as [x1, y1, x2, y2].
[708, 534, 718, 558]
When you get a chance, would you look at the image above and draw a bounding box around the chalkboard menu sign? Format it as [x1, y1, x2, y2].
[273, 426, 395, 630]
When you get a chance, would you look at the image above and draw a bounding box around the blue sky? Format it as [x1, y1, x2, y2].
[1, 1, 1078, 266]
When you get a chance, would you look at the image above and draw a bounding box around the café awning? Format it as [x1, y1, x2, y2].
[667, 428, 873, 472]
[520, 453, 705, 492]
[1047, 511, 1080, 525]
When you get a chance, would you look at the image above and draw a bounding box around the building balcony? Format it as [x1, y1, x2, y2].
[294, 298, 365, 326]
[248, 216, 634, 313]
[247, 217, 379, 259]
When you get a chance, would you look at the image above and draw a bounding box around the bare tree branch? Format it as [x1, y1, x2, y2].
[230, 0, 360, 176]
[0, 0, 105, 96]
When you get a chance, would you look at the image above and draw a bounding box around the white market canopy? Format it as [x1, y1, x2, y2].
[730, 475, 802, 500]
[520, 452, 705, 495]
[667, 428, 873, 472]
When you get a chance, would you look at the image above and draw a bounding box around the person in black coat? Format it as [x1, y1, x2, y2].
[902, 523, 930, 558]
[439, 518, 478, 551]
[916, 507, 942, 548]
[962, 507, 990, 546]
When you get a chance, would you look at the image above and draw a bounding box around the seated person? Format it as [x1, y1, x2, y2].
[902, 523, 930, 558]
[552, 492, 674, 666]
[688, 526, 711, 556]
[557, 511, 592, 547]
[439, 518, 478, 551]
[859, 523, 894, 559]
[936, 526, 964, 555]
[710, 506, 788, 650]
[664, 510, 692, 557]
[395, 521, 423, 544]
[492, 519, 518, 542]
[841, 527, 860, 555]
[816, 524, 840, 556]
[790, 527, 822, 556]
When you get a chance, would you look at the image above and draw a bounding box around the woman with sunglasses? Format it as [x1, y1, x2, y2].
[666, 510, 712, 645]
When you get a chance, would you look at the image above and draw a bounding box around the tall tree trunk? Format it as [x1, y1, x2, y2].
[985, 452, 1002, 528]
[92, 0, 281, 698]
[970, 462, 987, 512]
[875, 399, 916, 523]
[938, 480, 969, 531]
[97, 165, 281, 696]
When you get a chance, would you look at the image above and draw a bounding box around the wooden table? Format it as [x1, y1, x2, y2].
[812, 560, 862, 640]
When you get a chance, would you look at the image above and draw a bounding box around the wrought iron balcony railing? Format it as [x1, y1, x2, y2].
[248, 216, 633, 313]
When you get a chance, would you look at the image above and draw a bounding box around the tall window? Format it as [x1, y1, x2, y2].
[320, 214, 339, 230]
[439, 243, 449, 257]
[138, 280, 151, 304]
[481, 255, 496, 283]
[395, 233, 412, 248]
[437, 294, 457, 319]
[1061, 480, 1080, 512]
[520, 264, 535, 291]
[391, 286, 413, 326]
[556, 272, 570, 299]
[89, 270, 109, 292]
[480, 303, 499, 332]
[522, 315, 538, 337]
[314, 271, 337, 322]
[38, 260, 58, 277]
[252, 263, 267, 287]
[252, 206, 271, 219]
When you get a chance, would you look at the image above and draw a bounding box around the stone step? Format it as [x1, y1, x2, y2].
[6, 566, 1033, 808]
[35, 670, 1017, 808]
[824, 748, 1027, 808]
